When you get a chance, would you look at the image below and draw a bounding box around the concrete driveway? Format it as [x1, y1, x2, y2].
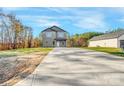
[15, 48, 124, 86]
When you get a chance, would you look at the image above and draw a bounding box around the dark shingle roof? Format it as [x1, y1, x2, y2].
[90, 30, 124, 41]
[42, 26, 67, 33]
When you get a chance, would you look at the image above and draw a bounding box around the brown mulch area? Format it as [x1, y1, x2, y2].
[0, 52, 47, 86]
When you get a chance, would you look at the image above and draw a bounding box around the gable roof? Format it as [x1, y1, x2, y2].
[41, 26, 67, 33]
[90, 30, 124, 41]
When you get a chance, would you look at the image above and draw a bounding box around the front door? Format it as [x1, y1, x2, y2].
[57, 41, 60, 47]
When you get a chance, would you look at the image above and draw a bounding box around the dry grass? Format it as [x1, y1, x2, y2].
[0, 51, 50, 86]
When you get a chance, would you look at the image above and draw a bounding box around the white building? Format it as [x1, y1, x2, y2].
[89, 31, 124, 48]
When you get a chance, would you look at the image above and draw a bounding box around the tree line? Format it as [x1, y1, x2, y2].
[0, 11, 123, 49]
[67, 32, 104, 47]
[67, 28, 124, 47]
[0, 12, 41, 50]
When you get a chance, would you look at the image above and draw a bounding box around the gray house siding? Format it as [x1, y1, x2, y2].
[41, 26, 68, 47]
[42, 31, 56, 47]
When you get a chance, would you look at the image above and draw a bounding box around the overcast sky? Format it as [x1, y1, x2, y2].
[1, 7, 124, 36]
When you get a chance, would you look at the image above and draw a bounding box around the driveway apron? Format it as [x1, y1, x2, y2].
[15, 48, 124, 86]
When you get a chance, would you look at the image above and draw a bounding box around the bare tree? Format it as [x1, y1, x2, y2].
[0, 12, 40, 50]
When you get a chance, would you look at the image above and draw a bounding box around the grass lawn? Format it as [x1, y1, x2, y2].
[83, 47, 124, 57]
[0, 48, 53, 58]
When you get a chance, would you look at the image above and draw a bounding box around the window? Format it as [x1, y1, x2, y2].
[53, 41, 55, 45]
[57, 32, 65, 38]
[46, 32, 52, 38]
[62, 41, 64, 45]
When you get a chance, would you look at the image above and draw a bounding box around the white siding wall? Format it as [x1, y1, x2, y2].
[89, 38, 118, 48]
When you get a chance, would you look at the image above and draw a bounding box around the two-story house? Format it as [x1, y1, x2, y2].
[41, 26, 68, 47]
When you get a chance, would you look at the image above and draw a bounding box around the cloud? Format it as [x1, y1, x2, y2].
[36, 19, 60, 27]
[74, 14, 108, 31]
[15, 8, 109, 31]
[46, 7, 76, 14]
[2, 7, 24, 12]
[47, 8, 108, 31]
[118, 18, 124, 22]
[45, 8, 109, 31]
[113, 7, 124, 14]
[17, 15, 60, 27]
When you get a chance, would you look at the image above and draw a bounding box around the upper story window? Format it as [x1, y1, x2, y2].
[45, 32, 52, 38]
[57, 32, 65, 38]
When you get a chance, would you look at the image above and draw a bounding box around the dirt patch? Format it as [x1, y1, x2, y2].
[0, 52, 47, 86]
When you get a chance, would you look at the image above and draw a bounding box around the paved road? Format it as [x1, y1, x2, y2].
[15, 48, 124, 86]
